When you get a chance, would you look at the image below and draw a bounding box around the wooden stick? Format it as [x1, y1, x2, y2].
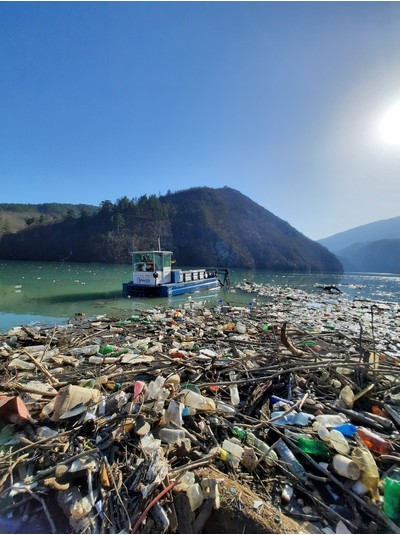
[20, 348, 59, 386]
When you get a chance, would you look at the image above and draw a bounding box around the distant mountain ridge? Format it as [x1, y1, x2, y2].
[319, 215, 400, 251]
[0, 187, 342, 272]
[318, 215, 400, 273]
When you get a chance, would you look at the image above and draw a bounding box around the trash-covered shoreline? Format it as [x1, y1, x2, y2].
[0, 282, 399, 534]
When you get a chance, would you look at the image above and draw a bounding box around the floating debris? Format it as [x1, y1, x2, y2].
[0, 283, 399, 533]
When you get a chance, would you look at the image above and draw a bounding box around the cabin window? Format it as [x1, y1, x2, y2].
[163, 255, 171, 268]
[154, 253, 163, 272]
[134, 253, 154, 272]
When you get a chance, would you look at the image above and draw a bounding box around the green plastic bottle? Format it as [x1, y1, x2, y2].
[383, 469, 400, 522]
[297, 436, 330, 459]
[99, 345, 115, 355]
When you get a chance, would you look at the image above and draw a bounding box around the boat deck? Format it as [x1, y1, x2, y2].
[123, 276, 221, 297]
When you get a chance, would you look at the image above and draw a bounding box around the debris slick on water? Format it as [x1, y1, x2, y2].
[0, 282, 400, 534]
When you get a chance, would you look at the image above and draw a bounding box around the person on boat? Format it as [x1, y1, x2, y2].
[139, 256, 147, 271]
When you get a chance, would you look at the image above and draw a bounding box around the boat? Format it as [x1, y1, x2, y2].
[122, 249, 230, 297]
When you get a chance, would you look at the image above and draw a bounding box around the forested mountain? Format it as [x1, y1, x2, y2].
[0, 187, 342, 272]
[318, 215, 400, 273]
[0, 203, 97, 237]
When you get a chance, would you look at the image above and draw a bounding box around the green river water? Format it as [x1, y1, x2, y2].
[1, 260, 399, 332]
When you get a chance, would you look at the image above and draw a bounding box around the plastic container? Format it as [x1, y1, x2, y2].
[275, 439, 308, 483]
[297, 436, 330, 459]
[383, 470, 400, 522]
[328, 429, 350, 455]
[222, 439, 244, 460]
[173, 471, 195, 492]
[332, 454, 361, 480]
[357, 427, 394, 455]
[186, 483, 204, 511]
[158, 427, 185, 444]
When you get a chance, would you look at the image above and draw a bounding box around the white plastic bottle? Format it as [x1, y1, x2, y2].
[229, 372, 240, 406]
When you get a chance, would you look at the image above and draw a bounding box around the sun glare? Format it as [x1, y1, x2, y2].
[379, 102, 400, 145]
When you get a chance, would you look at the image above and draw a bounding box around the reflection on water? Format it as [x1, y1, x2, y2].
[0, 260, 399, 332]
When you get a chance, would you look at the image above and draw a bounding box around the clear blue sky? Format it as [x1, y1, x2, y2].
[1, 2, 400, 240]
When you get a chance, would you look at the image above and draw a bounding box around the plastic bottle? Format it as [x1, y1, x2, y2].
[339, 385, 355, 409]
[71, 344, 100, 356]
[270, 395, 294, 407]
[383, 469, 400, 522]
[98, 345, 116, 355]
[332, 454, 361, 480]
[275, 439, 308, 483]
[164, 400, 184, 426]
[357, 426, 394, 455]
[215, 400, 236, 415]
[328, 429, 350, 455]
[232, 426, 278, 467]
[351, 443, 380, 501]
[271, 411, 313, 426]
[296, 436, 330, 459]
[313, 413, 348, 429]
[332, 423, 357, 437]
[180, 389, 215, 411]
[229, 372, 240, 406]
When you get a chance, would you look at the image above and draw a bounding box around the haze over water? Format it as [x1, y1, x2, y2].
[1, 261, 399, 333]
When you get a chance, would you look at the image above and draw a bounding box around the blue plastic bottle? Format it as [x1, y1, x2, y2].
[332, 423, 357, 437]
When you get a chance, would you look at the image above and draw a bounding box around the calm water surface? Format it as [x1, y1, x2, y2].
[1, 260, 399, 332]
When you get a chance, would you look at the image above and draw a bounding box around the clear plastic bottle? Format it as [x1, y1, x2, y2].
[328, 429, 350, 455]
[275, 439, 308, 483]
[313, 413, 348, 429]
[179, 389, 216, 411]
[232, 426, 278, 467]
[229, 372, 240, 406]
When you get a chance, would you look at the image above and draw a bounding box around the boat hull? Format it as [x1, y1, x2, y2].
[123, 277, 221, 297]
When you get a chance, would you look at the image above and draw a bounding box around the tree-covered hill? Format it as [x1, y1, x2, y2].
[0, 187, 342, 272]
[0, 203, 97, 237]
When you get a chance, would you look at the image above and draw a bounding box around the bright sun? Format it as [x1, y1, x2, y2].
[379, 102, 400, 145]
